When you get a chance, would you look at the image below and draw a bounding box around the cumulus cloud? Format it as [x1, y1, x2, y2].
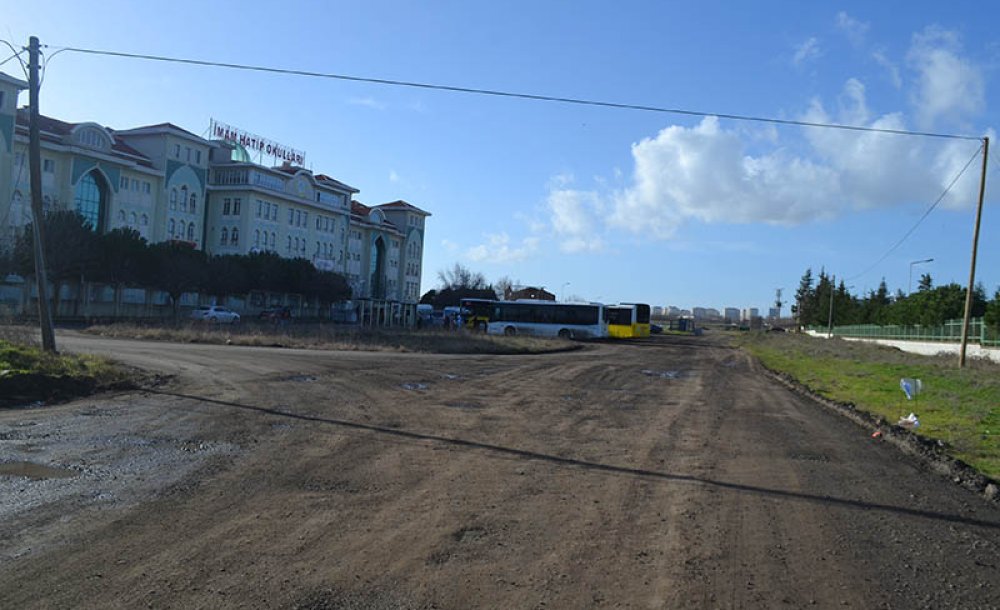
[545, 184, 606, 252]
[908, 27, 984, 128]
[389, 170, 400, 183]
[465, 232, 540, 263]
[793, 37, 822, 66]
[836, 12, 869, 47]
[872, 49, 902, 89]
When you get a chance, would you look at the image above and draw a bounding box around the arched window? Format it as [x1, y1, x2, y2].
[180, 186, 188, 212]
[73, 171, 105, 230]
[118, 210, 126, 226]
[141, 214, 148, 226]
[190, 193, 197, 214]
[187, 223, 195, 241]
[269, 232, 275, 249]
[231, 227, 239, 246]
[170, 188, 178, 210]
[254, 230, 260, 247]
[168, 219, 176, 237]
[129, 212, 137, 226]
[294, 237, 299, 252]
[179, 221, 186, 239]
[286, 236, 292, 252]
[221, 227, 229, 245]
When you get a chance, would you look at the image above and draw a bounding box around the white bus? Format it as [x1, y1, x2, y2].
[487, 301, 607, 339]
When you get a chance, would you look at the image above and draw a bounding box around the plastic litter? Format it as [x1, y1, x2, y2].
[900, 378, 923, 400]
[871, 430, 883, 439]
[897, 412, 920, 429]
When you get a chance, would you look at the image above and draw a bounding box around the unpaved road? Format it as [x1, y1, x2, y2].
[1, 331, 999, 609]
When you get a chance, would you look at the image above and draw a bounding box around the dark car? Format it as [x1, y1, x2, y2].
[650, 323, 663, 334]
[259, 307, 292, 322]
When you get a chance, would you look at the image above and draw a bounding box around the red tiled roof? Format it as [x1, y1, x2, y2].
[16, 109, 154, 168]
[350, 200, 402, 234]
[375, 199, 431, 216]
[119, 122, 205, 141]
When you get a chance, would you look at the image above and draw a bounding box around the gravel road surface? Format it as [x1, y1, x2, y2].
[1, 331, 998, 609]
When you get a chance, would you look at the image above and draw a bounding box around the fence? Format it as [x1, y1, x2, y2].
[814, 318, 1000, 347]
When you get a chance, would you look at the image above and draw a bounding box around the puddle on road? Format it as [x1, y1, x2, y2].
[286, 375, 318, 383]
[0, 461, 76, 480]
[640, 369, 693, 380]
[401, 382, 428, 391]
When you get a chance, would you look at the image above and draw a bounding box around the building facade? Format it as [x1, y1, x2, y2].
[0, 74, 429, 312]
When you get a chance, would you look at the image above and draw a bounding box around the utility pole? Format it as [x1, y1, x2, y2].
[774, 288, 783, 320]
[959, 136, 989, 368]
[28, 36, 57, 352]
[827, 275, 835, 338]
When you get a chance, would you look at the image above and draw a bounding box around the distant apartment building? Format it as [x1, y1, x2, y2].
[692, 307, 707, 319]
[741, 308, 759, 321]
[724, 307, 740, 323]
[768, 307, 780, 319]
[705, 308, 721, 320]
[651, 305, 664, 317]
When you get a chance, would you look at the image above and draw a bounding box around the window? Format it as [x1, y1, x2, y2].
[221, 227, 229, 245]
[288, 209, 294, 224]
[43, 159, 55, 173]
[185, 147, 191, 162]
[168, 219, 176, 237]
[174, 144, 181, 158]
[316, 217, 321, 230]
[233, 198, 241, 215]
[143, 181, 151, 194]
[254, 230, 260, 247]
[223, 198, 231, 215]
[131, 179, 139, 192]
[231, 227, 239, 246]
[302, 212, 308, 227]
[269, 232, 275, 249]
[187, 223, 195, 241]
[170, 189, 178, 210]
[120, 176, 129, 190]
[141, 214, 148, 226]
[270, 205, 277, 221]
[179, 221, 186, 238]
[195, 150, 202, 164]
[189, 193, 197, 214]
[286, 236, 292, 252]
[129, 212, 137, 226]
[256, 200, 263, 218]
[118, 210, 126, 226]
[180, 186, 188, 212]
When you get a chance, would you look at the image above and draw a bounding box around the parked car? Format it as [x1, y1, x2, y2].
[259, 307, 292, 322]
[650, 323, 663, 334]
[190, 305, 241, 324]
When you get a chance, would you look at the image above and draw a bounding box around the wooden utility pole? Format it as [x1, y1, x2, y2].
[27, 36, 57, 352]
[959, 136, 989, 368]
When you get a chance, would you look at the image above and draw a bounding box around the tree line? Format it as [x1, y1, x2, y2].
[0, 211, 350, 316]
[793, 267, 1000, 331]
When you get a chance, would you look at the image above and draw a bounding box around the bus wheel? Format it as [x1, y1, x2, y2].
[504, 326, 516, 336]
[558, 329, 572, 339]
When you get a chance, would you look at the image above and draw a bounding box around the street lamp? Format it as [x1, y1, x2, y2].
[908, 258, 934, 295]
[561, 282, 570, 302]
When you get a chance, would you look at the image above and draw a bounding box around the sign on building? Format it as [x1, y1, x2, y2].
[210, 119, 306, 166]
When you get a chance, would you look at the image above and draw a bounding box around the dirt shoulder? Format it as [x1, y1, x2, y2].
[1, 332, 999, 609]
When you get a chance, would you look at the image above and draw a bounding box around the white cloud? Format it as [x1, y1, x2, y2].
[908, 26, 984, 129]
[836, 12, 869, 47]
[872, 49, 902, 89]
[389, 170, 400, 183]
[348, 96, 388, 110]
[545, 185, 606, 252]
[465, 233, 540, 263]
[793, 37, 822, 66]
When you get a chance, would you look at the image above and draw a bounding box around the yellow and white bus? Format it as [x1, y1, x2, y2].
[604, 303, 651, 338]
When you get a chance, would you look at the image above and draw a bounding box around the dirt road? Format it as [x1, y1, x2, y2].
[1, 332, 998, 609]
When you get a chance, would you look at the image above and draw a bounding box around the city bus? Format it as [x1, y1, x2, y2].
[604, 302, 652, 338]
[487, 301, 607, 339]
[459, 298, 495, 332]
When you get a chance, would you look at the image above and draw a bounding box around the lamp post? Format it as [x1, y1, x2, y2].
[561, 282, 570, 302]
[908, 258, 934, 295]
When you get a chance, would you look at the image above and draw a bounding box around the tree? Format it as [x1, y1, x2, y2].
[92, 228, 151, 316]
[437, 263, 487, 290]
[918, 273, 933, 292]
[494, 275, 515, 300]
[985, 287, 1000, 340]
[148, 241, 206, 319]
[14, 211, 99, 317]
[794, 268, 815, 326]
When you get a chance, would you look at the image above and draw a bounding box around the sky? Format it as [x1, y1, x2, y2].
[3, 0, 999, 312]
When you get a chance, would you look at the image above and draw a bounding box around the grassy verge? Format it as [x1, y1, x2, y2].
[83, 322, 580, 355]
[739, 332, 1000, 479]
[0, 338, 133, 408]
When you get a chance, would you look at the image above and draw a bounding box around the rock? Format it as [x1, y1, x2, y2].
[984, 483, 999, 502]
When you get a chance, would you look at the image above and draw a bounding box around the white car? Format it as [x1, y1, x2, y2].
[190, 305, 241, 324]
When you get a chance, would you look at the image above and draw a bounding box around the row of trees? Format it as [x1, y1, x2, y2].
[0, 211, 350, 316]
[793, 267, 1000, 330]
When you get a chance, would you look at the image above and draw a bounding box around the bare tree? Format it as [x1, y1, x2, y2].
[493, 275, 515, 300]
[437, 263, 487, 290]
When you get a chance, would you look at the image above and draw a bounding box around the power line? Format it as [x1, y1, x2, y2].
[47, 44, 984, 142]
[845, 144, 984, 282]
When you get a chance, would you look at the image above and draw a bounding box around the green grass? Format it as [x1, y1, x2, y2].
[739, 332, 1000, 479]
[0, 339, 130, 407]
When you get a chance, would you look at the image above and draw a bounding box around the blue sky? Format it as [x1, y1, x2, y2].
[3, 1, 998, 312]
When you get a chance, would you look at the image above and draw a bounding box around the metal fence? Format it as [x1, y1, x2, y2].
[814, 318, 1000, 347]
